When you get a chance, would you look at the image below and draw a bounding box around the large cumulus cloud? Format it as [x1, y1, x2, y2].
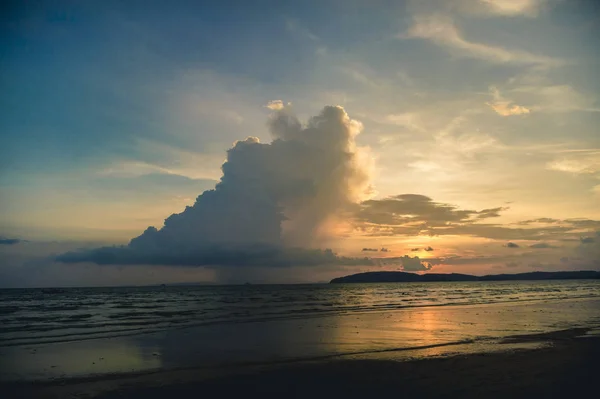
[58, 106, 375, 268]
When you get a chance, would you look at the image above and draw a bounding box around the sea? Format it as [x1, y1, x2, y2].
[2, 280, 600, 348]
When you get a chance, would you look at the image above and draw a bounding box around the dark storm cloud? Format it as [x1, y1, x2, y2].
[476, 207, 505, 219]
[56, 244, 432, 270]
[355, 194, 504, 227]
[57, 244, 373, 268]
[505, 242, 520, 248]
[573, 231, 600, 266]
[0, 237, 22, 245]
[354, 195, 600, 242]
[529, 242, 557, 249]
[517, 218, 562, 225]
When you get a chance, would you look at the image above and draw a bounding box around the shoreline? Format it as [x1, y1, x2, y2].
[2, 328, 598, 398]
[3, 293, 598, 349]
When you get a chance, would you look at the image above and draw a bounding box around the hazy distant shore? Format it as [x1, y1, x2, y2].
[3, 328, 598, 399]
[330, 270, 600, 283]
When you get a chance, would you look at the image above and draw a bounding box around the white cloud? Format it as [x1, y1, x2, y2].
[512, 84, 600, 113]
[285, 19, 320, 42]
[385, 113, 425, 131]
[487, 102, 531, 116]
[547, 151, 600, 199]
[406, 0, 551, 19]
[99, 140, 225, 181]
[486, 86, 531, 116]
[98, 161, 178, 178]
[546, 154, 600, 175]
[402, 112, 501, 184]
[265, 100, 288, 110]
[403, 14, 564, 67]
[339, 65, 383, 89]
[478, 0, 548, 17]
[436, 130, 499, 157]
[59, 106, 376, 270]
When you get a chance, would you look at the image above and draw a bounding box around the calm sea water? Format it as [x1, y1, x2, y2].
[2, 280, 600, 347]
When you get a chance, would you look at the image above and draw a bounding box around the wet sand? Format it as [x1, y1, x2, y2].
[2, 298, 599, 398]
[3, 329, 599, 398]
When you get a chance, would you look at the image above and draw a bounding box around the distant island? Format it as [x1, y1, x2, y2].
[330, 271, 600, 284]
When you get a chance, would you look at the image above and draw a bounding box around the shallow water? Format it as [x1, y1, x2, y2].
[1, 280, 599, 347]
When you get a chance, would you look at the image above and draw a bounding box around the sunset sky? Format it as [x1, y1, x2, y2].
[1, 0, 599, 287]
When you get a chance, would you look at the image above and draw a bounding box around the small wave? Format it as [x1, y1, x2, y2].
[65, 314, 93, 320]
[37, 305, 82, 312]
[111, 303, 135, 309]
[111, 303, 165, 309]
[12, 315, 62, 323]
[0, 306, 19, 315]
[108, 309, 198, 320]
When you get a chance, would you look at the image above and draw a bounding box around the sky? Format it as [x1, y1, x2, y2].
[1, 0, 599, 287]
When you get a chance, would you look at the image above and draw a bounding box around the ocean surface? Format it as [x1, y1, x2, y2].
[2, 280, 600, 348]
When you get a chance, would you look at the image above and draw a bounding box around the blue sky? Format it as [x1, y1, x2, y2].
[1, 0, 599, 286]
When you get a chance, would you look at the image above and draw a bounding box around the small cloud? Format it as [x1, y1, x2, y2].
[380, 247, 390, 252]
[411, 248, 420, 252]
[285, 19, 319, 42]
[580, 236, 595, 244]
[0, 237, 22, 245]
[402, 15, 563, 67]
[265, 100, 290, 110]
[505, 242, 520, 248]
[515, 84, 600, 114]
[486, 87, 530, 116]
[546, 156, 600, 175]
[362, 248, 379, 252]
[529, 261, 547, 269]
[424, 246, 434, 251]
[384, 113, 424, 131]
[529, 242, 557, 249]
[487, 101, 531, 116]
[477, 207, 507, 219]
[479, 0, 547, 18]
[397, 255, 433, 272]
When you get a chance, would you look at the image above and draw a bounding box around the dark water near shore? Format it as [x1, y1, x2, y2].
[2, 280, 600, 347]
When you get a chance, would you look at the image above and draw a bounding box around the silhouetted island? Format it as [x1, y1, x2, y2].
[330, 271, 600, 284]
